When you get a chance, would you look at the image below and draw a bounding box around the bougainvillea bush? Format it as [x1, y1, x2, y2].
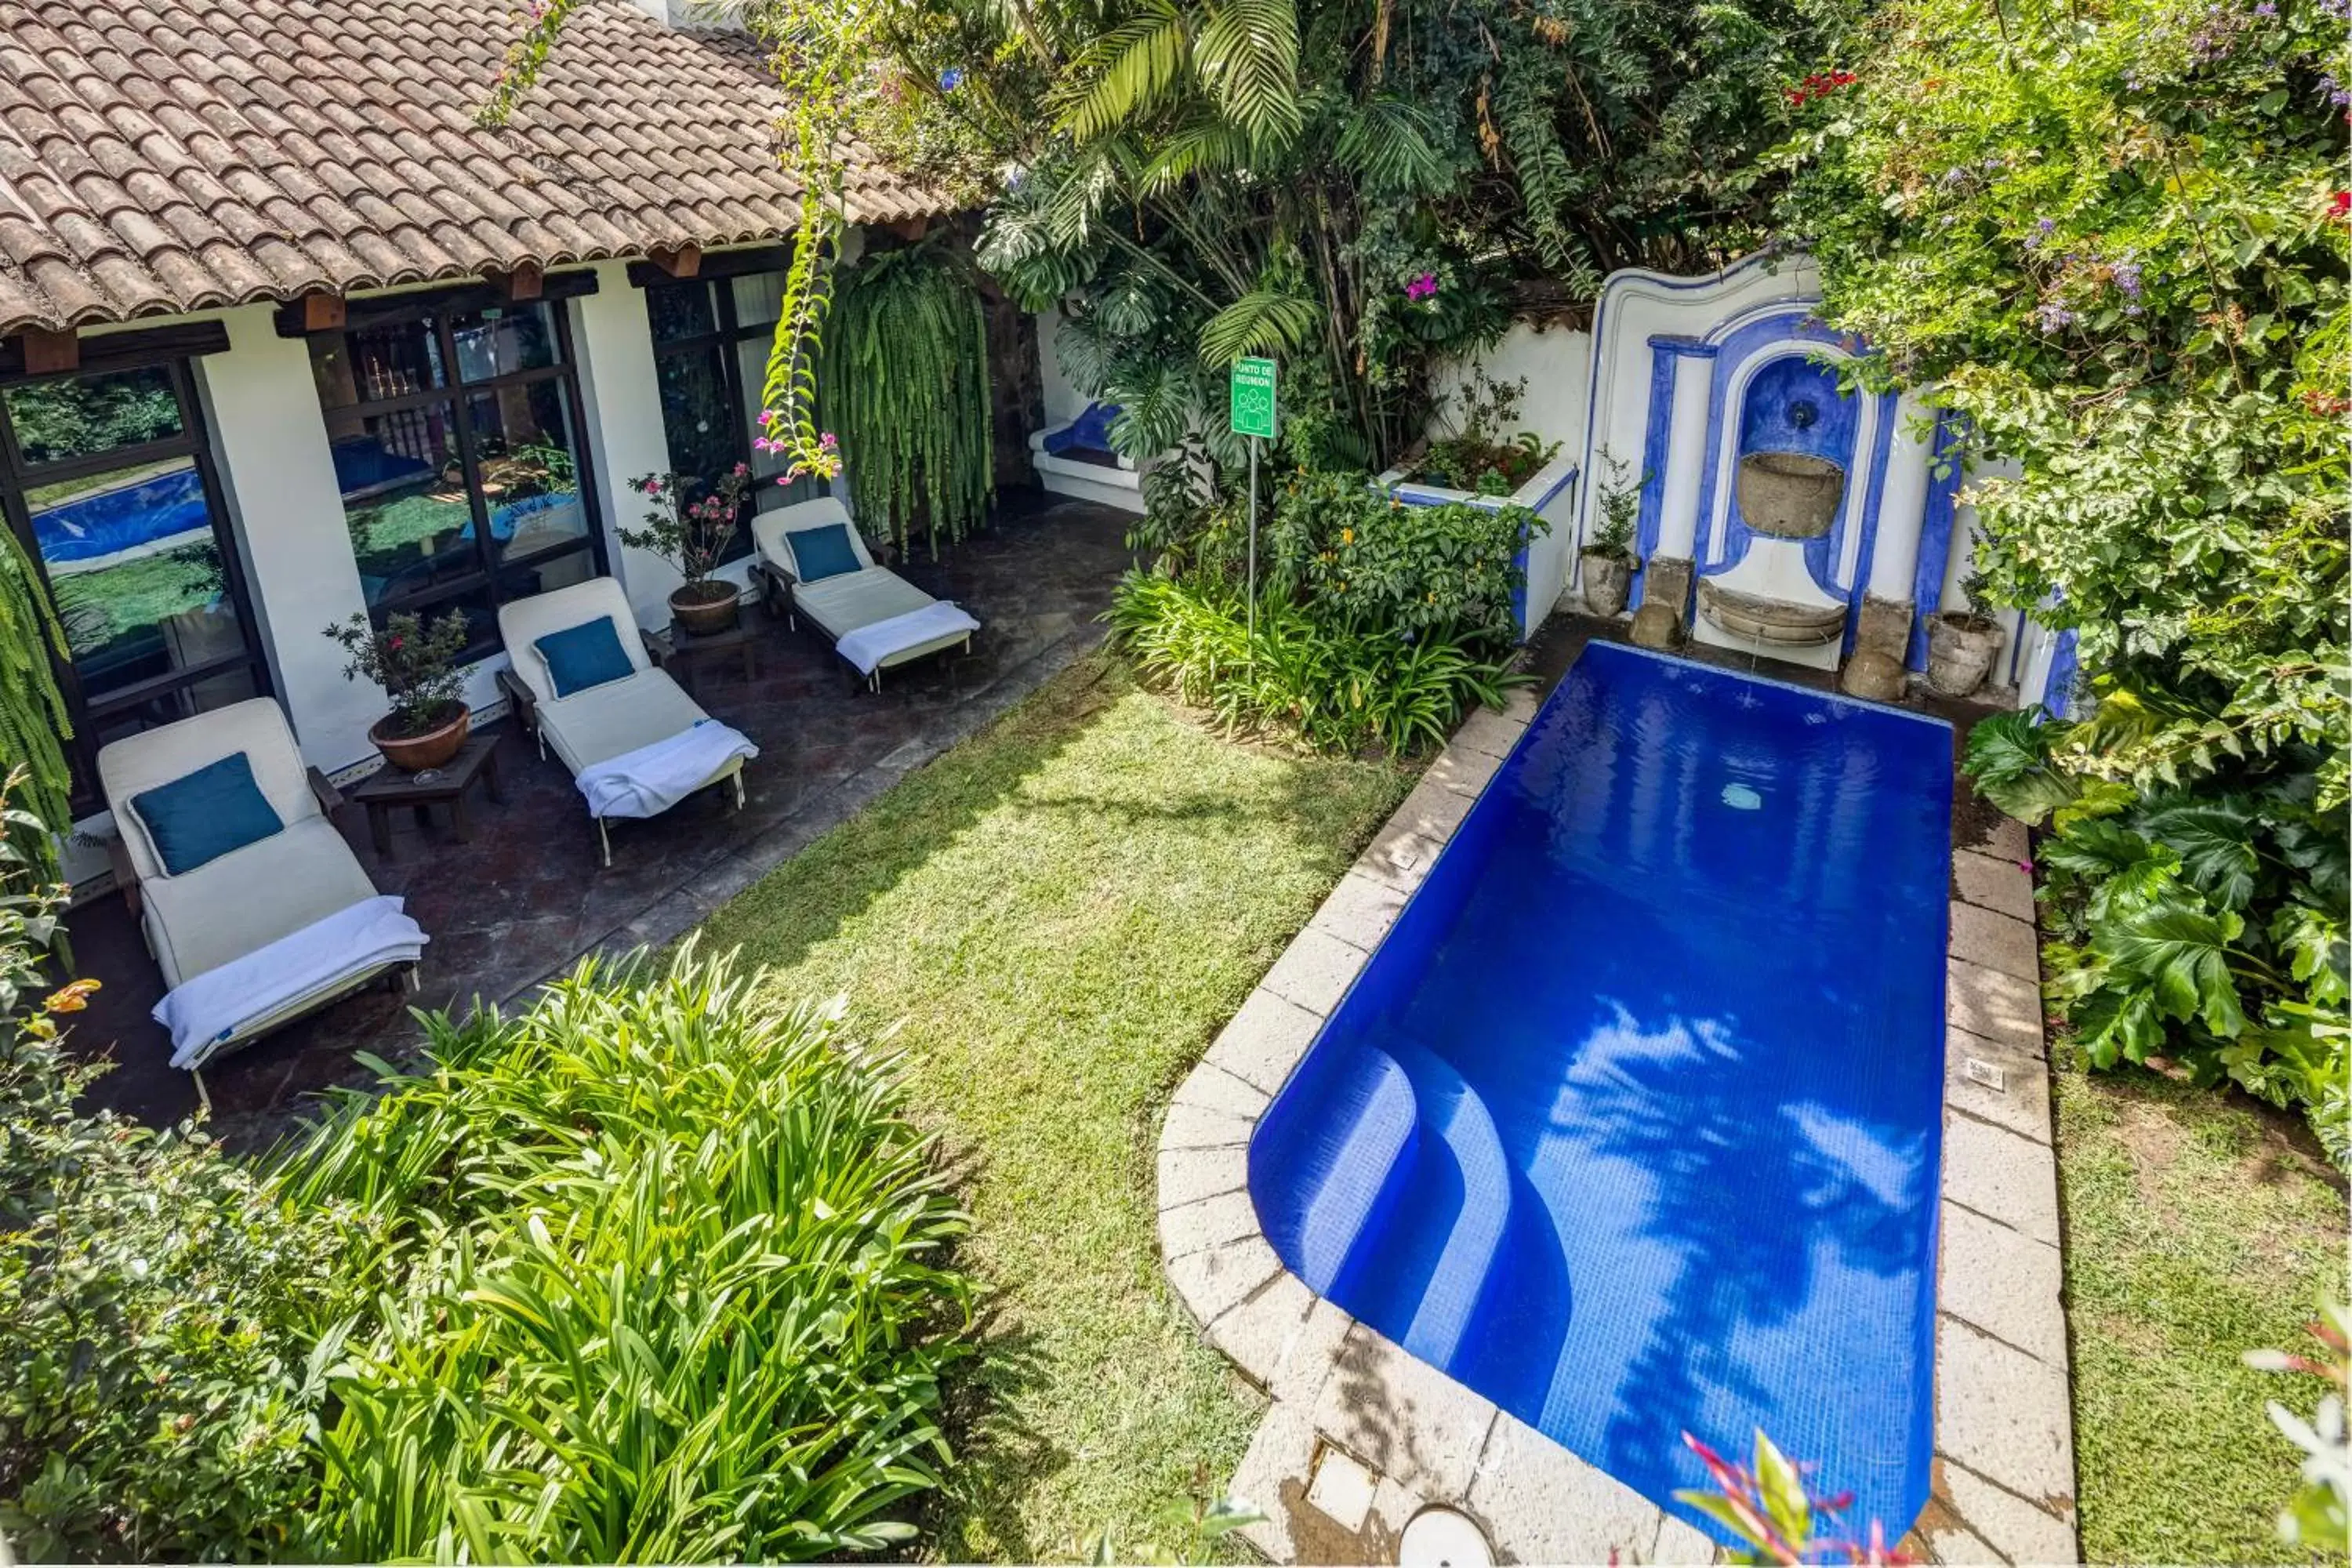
[1777, 0, 2350, 1151]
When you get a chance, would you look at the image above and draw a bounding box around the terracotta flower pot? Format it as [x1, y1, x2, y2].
[670, 579, 742, 637]
[372, 703, 470, 772]
[1926, 612, 2005, 698]
[1581, 550, 1634, 618]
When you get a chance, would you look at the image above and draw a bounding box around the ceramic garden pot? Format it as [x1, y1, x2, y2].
[1581, 550, 1633, 618]
[670, 579, 741, 637]
[372, 703, 470, 772]
[1926, 612, 2005, 698]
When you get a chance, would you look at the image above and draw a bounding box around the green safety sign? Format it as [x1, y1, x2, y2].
[1229, 357, 1277, 440]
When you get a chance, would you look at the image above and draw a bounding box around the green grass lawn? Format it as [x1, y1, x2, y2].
[695, 655, 1414, 1559]
[2056, 1051, 2348, 1564]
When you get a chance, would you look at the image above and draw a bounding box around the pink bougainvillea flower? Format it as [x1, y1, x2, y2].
[1405, 272, 1439, 301]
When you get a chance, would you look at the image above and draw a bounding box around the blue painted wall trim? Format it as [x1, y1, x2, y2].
[1628, 352, 1682, 611]
[2042, 626, 2080, 717]
[1690, 309, 1860, 581]
[1907, 414, 1964, 670]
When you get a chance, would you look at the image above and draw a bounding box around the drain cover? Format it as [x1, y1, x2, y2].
[1398, 1507, 1494, 1568]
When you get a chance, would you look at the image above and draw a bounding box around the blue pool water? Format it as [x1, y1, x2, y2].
[1249, 642, 1953, 1539]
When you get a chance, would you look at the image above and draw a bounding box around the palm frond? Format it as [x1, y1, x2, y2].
[1196, 289, 1319, 365]
[1053, 0, 1192, 142]
[1192, 0, 1301, 147]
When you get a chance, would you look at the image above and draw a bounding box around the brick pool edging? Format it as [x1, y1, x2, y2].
[1153, 686, 2081, 1566]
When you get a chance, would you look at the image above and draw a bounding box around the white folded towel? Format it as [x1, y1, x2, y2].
[153, 894, 426, 1069]
[835, 601, 982, 676]
[574, 718, 758, 819]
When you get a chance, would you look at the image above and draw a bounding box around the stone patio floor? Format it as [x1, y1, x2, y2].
[64, 488, 1136, 1139]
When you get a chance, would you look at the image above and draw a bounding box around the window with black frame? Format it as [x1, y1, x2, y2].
[307, 297, 604, 657]
[0, 356, 270, 802]
[645, 268, 823, 559]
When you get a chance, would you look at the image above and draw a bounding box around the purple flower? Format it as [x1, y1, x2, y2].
[1404, 271, 1439, 302]
[2111, 259, 2143, 298]
[2255, 2, 2275, 15]
[2025, 216, 2056, 249]
[2035, 301, 2077, 332]
[938, 66, 964, 90]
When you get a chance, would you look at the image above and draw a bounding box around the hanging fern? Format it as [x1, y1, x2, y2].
[821, 240, 995, 555]
[0, 526, 73, 887]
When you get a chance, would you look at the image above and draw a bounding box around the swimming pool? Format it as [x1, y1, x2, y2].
[1247, 642, 1953, 1540]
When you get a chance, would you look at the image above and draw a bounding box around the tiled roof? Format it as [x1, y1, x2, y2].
[0, 0, 952, 337]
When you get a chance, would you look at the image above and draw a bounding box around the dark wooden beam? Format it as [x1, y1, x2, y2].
[625, 245, 789, 290]
[20, 326, 77, 375]
[883, 215, 931, 242]
[300, 291, 347, 331]
[496, 261, 544, 302]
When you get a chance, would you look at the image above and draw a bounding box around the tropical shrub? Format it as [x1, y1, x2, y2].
[0, 532, 73, 887]
[822, 238, 996, 554]
[1109, 573, 1516, 755]
[1265, 473, 1534, 645]
[1, 768, 350, 1563]
[1778, 0, 2350, 799]
[1968, 710, 2349, 1162]
[281, 949, 974, 1563]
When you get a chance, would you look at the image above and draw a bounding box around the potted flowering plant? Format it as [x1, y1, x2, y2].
[324, 607, 473, 771]
[621, 465, 755, 634]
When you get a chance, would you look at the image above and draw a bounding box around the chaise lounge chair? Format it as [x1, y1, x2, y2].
[495, 575, 757, 867]
[750, 498, 981, 691]
[98, 697, 426, 1085]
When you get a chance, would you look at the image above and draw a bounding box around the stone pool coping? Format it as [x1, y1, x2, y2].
[1155, 681, 2079, 1565]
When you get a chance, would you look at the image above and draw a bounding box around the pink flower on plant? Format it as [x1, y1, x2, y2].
[1405, 272, 1439, 302]
[819, 430, 839, 450]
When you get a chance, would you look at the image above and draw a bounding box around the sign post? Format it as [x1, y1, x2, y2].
[1229, 356, 1278, 646]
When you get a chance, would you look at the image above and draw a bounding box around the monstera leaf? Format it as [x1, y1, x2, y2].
[2042, 819, 2181, 922]
[2136, 793, 2262, 911]
[2095, 895, 2250, 1038]
[1963, 709, 2079, 826]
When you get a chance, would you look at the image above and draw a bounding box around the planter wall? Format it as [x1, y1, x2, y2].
[1371, 452, 1583, 640]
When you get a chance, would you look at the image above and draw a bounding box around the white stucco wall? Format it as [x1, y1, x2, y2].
[1035, 301, 1089, 427]
[568, 260, 688, 627]
[192, 305, 383, 774]
[1429, 322, 1593, 622]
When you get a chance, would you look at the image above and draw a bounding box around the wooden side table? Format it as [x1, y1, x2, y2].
[350, 732, 504, 859]
[644, 600, 764, 695]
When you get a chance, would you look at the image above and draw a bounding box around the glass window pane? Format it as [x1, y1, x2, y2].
[647, 281, 717, 344]
[468, 379, 589, 564]
[452, 301, 560, 383]
[656, 345, 741, 481]
[730, 270, 785, 328]
[25, 455, 248, 706]
[89, 662, 260, 750]
[310, 318, 448, 412]
[5, 365, 184, 467]
[326, 404, 482, 609]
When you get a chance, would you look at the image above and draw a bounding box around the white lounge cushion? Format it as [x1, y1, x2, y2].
[139, 817, 382, 988]
[751, 496, 879, 580]
[534, 666, 713, 775]
[793, 568, 938, 641]
[495, 575, 652, 709]
[97, 697, 321, 887]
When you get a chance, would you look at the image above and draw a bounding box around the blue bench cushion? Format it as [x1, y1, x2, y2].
[131, 752, 285, 877]
[788, 523, 862, 583]
[535, 615, 635, 699]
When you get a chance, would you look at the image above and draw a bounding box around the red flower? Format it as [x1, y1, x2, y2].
[2332, 191, 2351, 219]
